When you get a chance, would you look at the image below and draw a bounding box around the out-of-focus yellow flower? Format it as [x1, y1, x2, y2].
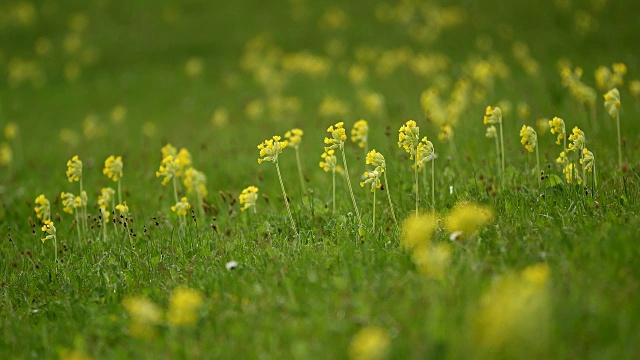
[319, 96, 350, 118]
[348, 326, 390, 360]
[171, 197, 191, 216]
[485, 125, 497, 138]
[517, 102, 531, 120]
[184, 168, 207, 198]
[629, 80, 640, 98]
[348, 65, 368, 85]
[519, 125, 537, 153]
[400, 212, 438, 250]
[471, 263, 551, 357]
[245, 99, 265, 120]
[437, 124, 453, 142]
[397, 120, 420, 158]
[41, 220, 57, 243]
[4, 122, 18, 140]
[123, 295, 163, 339]
[319, 7, 348, 31]
[142, 122, 157, 138]
[412, 243, 451, 281]
[351, 120, 368, 149]
[185, 57, 204, 78]
[319, 149, 337, 172]
[536, 118, 549, 135]
[110, 105, 127, 124]
[483, 106, 502, 125]
[604, 88, 620, 119]
[161, 143, 177, 159]
[34, 194, 51, 223]
[175, 148, 192, 177]
[284, 128, 304, 149]
[98, 187, 115, 221]
[445, 202, 493, 240]
[211, 107, 229, 128]
[66, 156, 82, 182]
[167, 287, 204, 327]
[156, 155, 178, 186]
[358, 91, 384, 116]
[324, 122, 347, 150]
[239, 186, 259, 212]
[103, 156, 123, 181]
[258, 136, 288, 164]
[115, 202, 129, 217]
[0, 143, 12, 166]
[60, 129, 80, 147]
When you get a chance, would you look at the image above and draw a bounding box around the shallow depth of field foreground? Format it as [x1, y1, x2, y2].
[1, 0, 640, 359]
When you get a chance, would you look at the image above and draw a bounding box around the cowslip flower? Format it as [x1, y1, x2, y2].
[167, 287, 204, 327]
[567, 126, 585, 153]
[360, 170, 381, 192]
[115, 202, 129, 217]
[437, 124, 453, 142]
[171, 197, 191, 216]
[351, 119, 369, 150]
[123, 296, 163, 339]
[285, 128, 306, 194]
[98, 187, 115, 240]
[184, 168, 207, 197]
[398, 120, 421, 216]
[175, 148, 192, 177]
[604, 88, 623, 168]
[34, 194, 50, 223]
[161, 143, 177, 158]
[417, 137, 436, 207]
[66, 155, 82, 182]
[400, 212, 438, 250]
[520, 125, 540, 185]
[103, 155, 123, 181]
[348, 326, 390, 360]
[411, 243, 452, 281]
[41, 219, 57, 243]
[484, 106, 505, 180]
[364, 149, 397, 228]
[61, 191, 81, 214]
[581, 148, 594, 173]
[548, 117, 566, 147]
[156, 155, 179, 186]
[320, 149, 338, 215]
[239, 186, 259, 213]
[445, 202, 493, 240]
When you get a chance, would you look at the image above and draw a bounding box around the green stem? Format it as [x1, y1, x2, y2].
[383, 171, 398, 226]
[172, 177, 179, 204]
[75, 211, 82, 244]
[431, 158, 435, 209]
[54, 235, 58, 272]
[332, 170, 336, 216]
[535, 145, 540, 188]
[372, 189, 376, 233]
[275, 161, 298, 237]
[79, 178, 87, 237]
[340, 145, 362, 228]
[295, 147, 306, 195]
[414, 152, 419, 217]
[117, 179, 122, 205]
[616, 113, 622, 169]
[499, 120, 505, 188]
[494, 135, 500, 178]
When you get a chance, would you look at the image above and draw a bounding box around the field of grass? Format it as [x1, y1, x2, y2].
[2, 0, 640, 359]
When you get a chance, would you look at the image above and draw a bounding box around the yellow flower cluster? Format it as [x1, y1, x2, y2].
[351, 120, 369, 148]
[417, 137, 435, 168]
[324, 122, 347, 150]
[115, 202, 129, 217]
[98, 187, 115, 220]
[123, 295, 163, 339]
[66, 155, 82, 182]
[103, 155, 123, 181]
[319, 149, 337, 172]
[348, 326, 390, 360]
[445, 203, 493, 240]
[61, 191, 82, 214]
[360, 169, 381, 192]
[239, 186, 259, 212]
[258, 135, 288, 164]
[603, 88, 621, 119]
[284, 128, 303, 149]
[580, 148, 595, 173]
[548, 117, 566, 145]
[437, 124, 453, 142]
[171, 197, 191, 216]
[595, 63, 627, 90]
[365, 149, 385, 171]
[519, 125, 537, 153]
[167, 287, 204, 327]
[483, 106, 502, 125]
[559, 65, 596, 107]
[485, 125, 497, 138]
[184, 168, 208, 198]
[567, 126, 585, 152]
[41, 220, 56, 243]
[34, 194, 50, 223]
[156, 155, 179, 186]
[397, 120, 420, 158]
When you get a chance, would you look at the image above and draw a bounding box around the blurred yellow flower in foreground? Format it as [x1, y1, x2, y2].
[348, 326, 390, 360]
[167, 287, 204, 327]
[445, 203, 493, 240]
[123, 295, 163, 339]
[401, 212, 438, 250]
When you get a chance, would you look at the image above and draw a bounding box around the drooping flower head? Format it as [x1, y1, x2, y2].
[98, 187, 115, 220]
[41, 220, 56, 243]
[397, 120, 420, 158]
[360, 169, 381, 192]
[604, 88, 621, 119]
[485, 125, 497, 138]
[239, 186, 259, 212]
[284, 128, 303, 149]
[258, 136, 288, 164]
[171, 197, 191, 216]
[161, 143, 177, 159]
[319, 149, 337, 172]
[417, 137, 436, 168]
[115, 201, 129, 217]
[548, 117, 566, 145]
[183, 168, 208, 198]
[156, 155, 179, 186]
[34, 194, 50, 223]
[438, 124, 453, 142]
[66, 155, 82, 182]
[61, 191, 81, 214]
[351, 120, 369, 149]
[103, 155, 123, 181]
[567, 126, 585, 152]
[581, 148, 595, 173]
[365, 149, 386, 172]
[519, 125, 537, 153]
[483, 106, 502, 125]
[324, 122, 347, 150]
[175, 148, 192, 177]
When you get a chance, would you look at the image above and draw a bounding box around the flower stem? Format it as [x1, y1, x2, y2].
[372, 189, 376, 233]
[535, 145, 541, 187]
[332, 170, 336, 216]
[383, 171, 398, 226]
[172, 177, 179, 204]
[616, 113, 622, 169]
[275, 161, 298, 237]
[340, 145, 362, 228]
[494, 135, 500, 178]
[499, 120, 505, 188]
[414, 153, 419, 217]
[117, 178, 122, 205]
[295, 148, 306, 195]
[431, 158, 435, 209]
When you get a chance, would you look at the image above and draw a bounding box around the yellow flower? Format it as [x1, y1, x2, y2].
[41, 219, 56, 243]
[629, 80, 640, 98]
[519, 125, 537, 153]
[365, 149, 386, 172]
[0, 143, 12, 166]
[183, 168, 208, 198]
[417, 137, 435, 168]
[319, 149, 337, 172]
[103, 155, 123, 181]
[98, 187, 115, 220]
[167, 287, 204, 327]
[360, 169, 381, 192]
[239, 186, 259, 212]
[110, 105, 127, 124]
[284, 128, 303, 149]
[123, 295, 163, 339]
[581, 147, 595, 173]
[324, 122, 347, 150]
[411, 243, 452, 281]
[4, 122, 18, 140]
[176, 148, 192, 177]
[437, 124, 453, 142]
[517, 102, 531, 120]
[171, 197, 191, 216]
[400, 212, 438, 250]
[556, 151, 566, 164]
[604, 88, 621, 119]
[161, 143, 177, 159]
[61, 191, 81, 214]
[548, 117, 566, 145]
[66, 155, 82, 182]
[185, 57, 204, 78]
[348, 326, 390, 360]
[563, 163, 578, 184]
[156, 155, 179, 186]
[115, 202, 129, 217]
[485, 125, 497, 138]
[536, 118, 550, 135]
[258, 135, 288, 164]
[445, 202, 493, 239]
[397, 120, 420, 158]
[483, 106, 502, 125]
[351, 120, 369, 149]
[34, 194, 50, 223]
[471, 263, 551, 356]
[567, 126, 585, 152]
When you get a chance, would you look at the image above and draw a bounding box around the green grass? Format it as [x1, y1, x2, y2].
[2, 0, 640, 359]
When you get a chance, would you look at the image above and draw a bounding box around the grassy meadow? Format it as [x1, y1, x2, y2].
[1, 0, 640, 358]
